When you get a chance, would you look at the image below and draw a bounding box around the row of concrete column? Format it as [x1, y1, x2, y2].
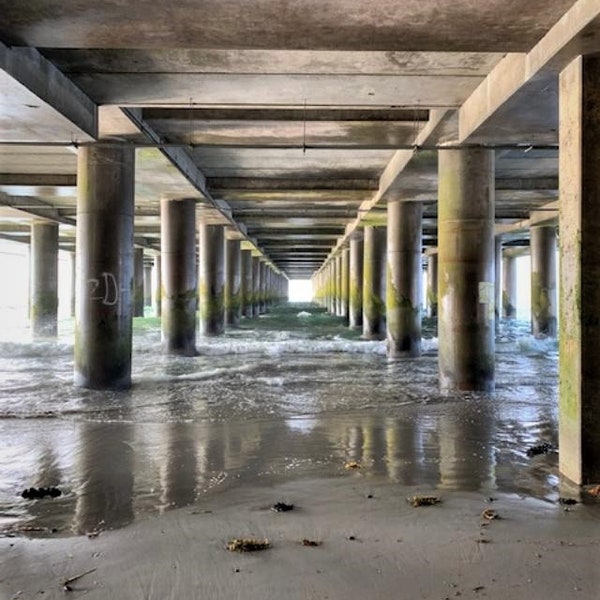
[28, 146, 287, 390]
[314, 150, 559, 393]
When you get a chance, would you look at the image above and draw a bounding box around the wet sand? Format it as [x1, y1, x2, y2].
[2, 475, 599, 600]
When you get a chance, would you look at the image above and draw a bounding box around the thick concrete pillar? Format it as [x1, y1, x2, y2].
[349, 234, 363, 329]
[224, 238, 242, 326]
[530, 225, 557, 338]
[152, 256, 162, 317]
[241, 249, 253, 318]
[30, 221, 59, 337]
[160, 198, 197, 355]
[75, 145, 134, 389]
[199, 223, 225, 336]
[494, 237, 502, 327]
[558, 56, 600, 484]
[438, 148, 495, 392]
[251, 256, 260, 316]
[70, 251, 76, 318]
[386, 200, 422, 357]
[259, 261, 267, 313]
[143, 263, 152, 307]
[362, 226, 387, 339]
[502, 253, 517, 319]
[133, 247, 144, 317]
[426, 252, 438, 318]
[340, 248, 349, 321]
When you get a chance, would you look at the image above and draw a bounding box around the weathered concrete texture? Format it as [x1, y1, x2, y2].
[530, 225, 557, 338]
[199, 223, 225, 336]
[143, 264, 152, 306]
[340, 248, 349, 321]
[70, 251, 76, 318]
[386, 200, 422, 357]
[259, 261, 267, 314]
[251, 256, 260, 316]
[133, 247, 144, 317]
[224, 238, 241, 326]
[74, 145, 134, 390]
[152, 256, 162, 317]
[558, 55, 600, 485]
[160, 198, 197, 355]
[241, 249, 253, 317]
[494, 238, 502, 328]
[502, 253, 517, 318]
[30, 221, 58, 338]
[426, 252, 438, 318]
[349, 235, 363, 329]
[438, 148, 495, 392]
[363, 226, 387, 340]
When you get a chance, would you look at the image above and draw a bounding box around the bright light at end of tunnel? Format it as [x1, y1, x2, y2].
[288, 279, 313, 302]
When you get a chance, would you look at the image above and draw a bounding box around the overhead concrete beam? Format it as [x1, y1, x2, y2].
[459, 0, 600, 144]
[0, 193, 76, 227]
[0, 173, 77, 186]
[494, 201, 559, 236]
[0, 41, 97, 141]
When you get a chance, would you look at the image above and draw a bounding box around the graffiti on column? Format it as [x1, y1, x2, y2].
[88, 272, 119, 306]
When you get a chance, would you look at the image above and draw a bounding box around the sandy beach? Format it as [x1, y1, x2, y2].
[2, 475, 599, 600]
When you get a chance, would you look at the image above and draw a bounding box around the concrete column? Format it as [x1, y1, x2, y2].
[530, 225, 557, 337]
[241, 249, 253, 318]
[349, 234, 363, 329]
[386, 200, 422, 357]
[160, 198, 197, 355]
[259, 261, 267, 313]
[199, 223, 225, 336]
[502, 253, 517, 318]
[362, 226, 386, 339]
[558, 55, 600, 484]
[74, 145, 134, 389]
[224, 238, 242, 326]
[30, 221, 59, 337]
[494, 237, 502, 327]
[143, 263, 152, 307]
[152, 256, 162, 317]
[438, 148, 495, 392]
[251, 256, 260, 316]
[70, 251, 76, 318]
[133, 247, 144, 317]
[426, 252, 438, 318]
[340, 248, 349, 321]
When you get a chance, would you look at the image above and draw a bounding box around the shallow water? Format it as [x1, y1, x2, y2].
[0, 303, 565, 537]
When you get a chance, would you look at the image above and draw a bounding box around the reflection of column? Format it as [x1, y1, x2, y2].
[385, 419, 420, 485]
[361, 421, 386, 475]
[437, 414, 495, 491]
[160, 422, 198, 510]
[438, 148, 495, 392]
[30, 221, 58, 337]
[199, 223, 225, 336]
[530, 225, 557, 337]
[73, 421, 134, 534]
[75, 145, 134, 389]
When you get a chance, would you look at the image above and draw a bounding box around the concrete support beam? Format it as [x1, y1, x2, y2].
[530, 225, 557, 337]
[426, 252, 438, 318]
[558, 55, 600, 484]
[30, 221, 58, 337]
[241, 249, 253, 318]
[340, 248, 349, 321]
[494, 238, 502, 327]
[224, 238, 242, 326]
[199, 223, 225, 336]
[363, 226, 386, 340]
[386, 200, 422, 357]
[74, 145, 134, 389]
[161, 198, 197, 355]
[502, 253, 517, 319]
[133, 247, 144, 317]
[349, 234, 363, 329]
[259, 261, 267, 314]
[438, 148, 495, 392]
[70, 251, 76, 318]
[143, 263, 152, 307]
